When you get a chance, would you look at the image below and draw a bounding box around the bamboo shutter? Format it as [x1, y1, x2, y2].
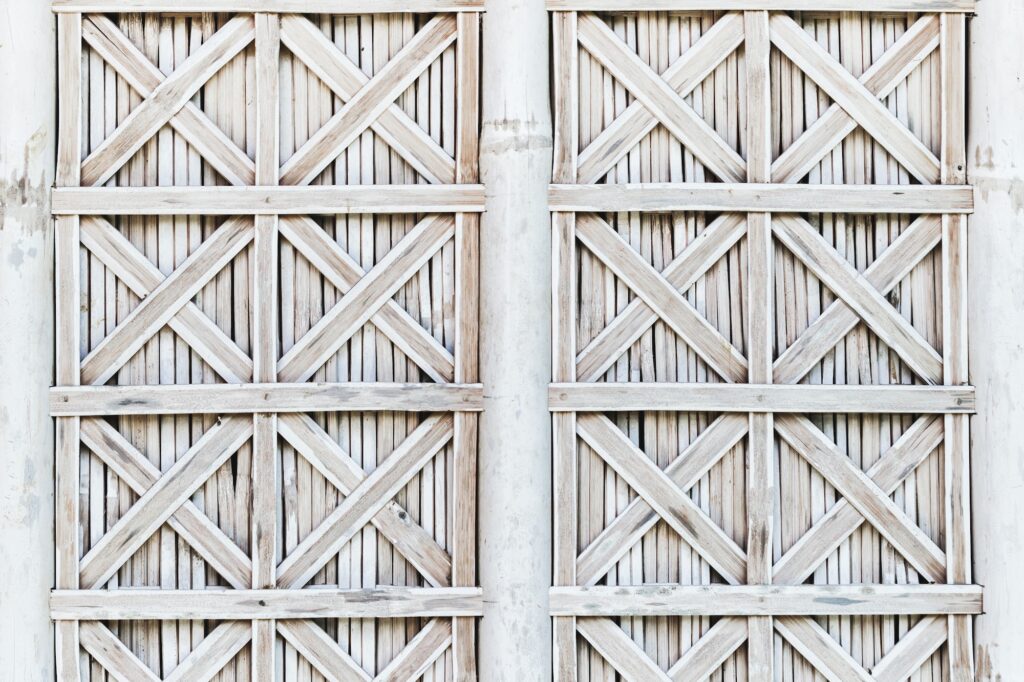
[549, 3, 980, 681]
[52, 2, 482, 679]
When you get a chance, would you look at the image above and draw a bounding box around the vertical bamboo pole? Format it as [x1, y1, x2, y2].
[0, 0, 56, 679]
[479, 0, 552, 676]
[969, 4, 1024, 679]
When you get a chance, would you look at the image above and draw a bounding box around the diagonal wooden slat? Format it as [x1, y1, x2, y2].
[775, 617, 873, 682]
[576, 213, 748, 382]
[774, 215, 942, 384]
[375, 618, 453, 682]
[577, 414, 747, 584]
[277, 214, 454, 382]
[577, 13, 745, 182]
[871, 616, 947, 682]
[277, 414, 453, 588]
[775, 415, 947, 582]
[80, 15, 255, 186]
[774, 415, 944, 584]
[80, 216, 253, 383]
[773, 14, 940, 183]
[82, 15, 255, 186]
[279, 215, 454, 382]
[773, 214, 943, 384]
[79, 621, 161, 682]
[577, 618, 672, 682]
[666, 617, 748, 682]
[280, 14, 457, 186]
[277, 619, 371, 682]
[80, 217, 254, 386]
[78, 416, 253, 589]
[576, 212, 747, 381]
[280, 14, 455, 184]
[277, 412, 452, 587]
[769, 13, 941, 184]
[164, 622, 252, 682]
[577, 12, 745, 183]
[576, 414, 748, 585]
[79, 418, 251, 589]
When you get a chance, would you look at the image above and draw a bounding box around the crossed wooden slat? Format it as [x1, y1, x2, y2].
[279, 617, 451, 682]
[280, 14, 457, 186]
[277, 412, 452, 587]
[279, 215, 455, 383]
[277, 414, 454, 588]
[79, 418, 252, 589]
[82, 15, 256, 186]
[81, 620, 251, 682]
[80, 216, 253, 383]
[280, 14, 456, 185]
[576, 13, 746, 183]
[580, 613, 947, 682]
[575, 213, 748, 383]
[78, 416, 253, 589]
[773, 214, 944, 384]
[81, 15, 256, 187]
[770, 13, 941, 184]
[277, 214, 455, 383]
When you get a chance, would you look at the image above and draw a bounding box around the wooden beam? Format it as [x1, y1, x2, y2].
[550, 383, 975, 414]
[52, 588, 484, 620]
[550, 585, 983, 617]
[54, 0, 485, 11]
[51, 383, 484, 416]
[549, 183, 973, 213]
[52, 185, 486, 215]
[546, 0, 974, 11]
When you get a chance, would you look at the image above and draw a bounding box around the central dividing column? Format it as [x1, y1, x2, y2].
[478, 0, 553, 677]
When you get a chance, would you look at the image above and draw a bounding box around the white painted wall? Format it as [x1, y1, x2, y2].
[478, 0, 553, 678]
[969, 2, 1024, 679]
[0, 0, 56, 678]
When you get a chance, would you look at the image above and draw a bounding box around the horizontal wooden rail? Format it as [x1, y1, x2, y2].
[550, 585, 983, 617]
[53, 0, 484, 12]
[51, 383, 484, 415]
[52, 587, 483, 620]
[546, 0, 973, 11]
[549, 383, 975, 413]
[549, 183, 974, 214]
[53, 185, 486, 215]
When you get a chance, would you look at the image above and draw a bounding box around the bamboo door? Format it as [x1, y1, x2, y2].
[52, 3, 482, 679]
[549, 4, 980, 681]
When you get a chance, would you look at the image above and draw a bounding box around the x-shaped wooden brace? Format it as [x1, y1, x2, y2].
[280, 14, 456, 186]
[80, 15, 256, 187]
[279, 215, 455, 383]
[277, 412, 452, 587]
[773, 214, 944, 385]
[776, 415, 946, 583]
[277, 413, 453, 588]
[277, 214, 455, 383]
[772, 14, 941, 184]
[575, 213, 749, 384]
[576, 12, 746, 184]
[576, 413, 748, 585]
[77, 416, 253, 589]
[578, 611, 948, 682]
[80, 620, 252, 682]
[278, 617, 452, 682]
[770, 13, 941, 185]
[279, 14, 457, 187]
[79, 217, 254, 386]
[80, 216, 253, 383]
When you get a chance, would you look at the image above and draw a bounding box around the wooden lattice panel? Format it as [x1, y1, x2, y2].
[52, 3, 482, 680]
[549, 5, 979, 681]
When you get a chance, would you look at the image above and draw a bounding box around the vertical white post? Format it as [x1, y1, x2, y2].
[0, 0, 56, 678]
[969, 3, 1024, 678]
[479, 0, 552, 677]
